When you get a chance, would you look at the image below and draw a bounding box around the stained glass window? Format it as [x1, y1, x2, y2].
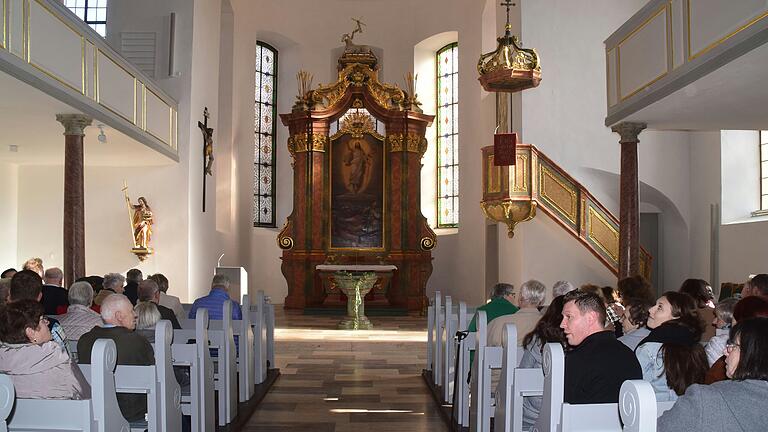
[254, 42, 278, 227]
[761, 131, 768, 211]
[64, 0, 107, 36]
[436, 43, 459, 228]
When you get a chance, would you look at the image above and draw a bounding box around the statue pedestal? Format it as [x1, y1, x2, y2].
[316, 265, 397, 330]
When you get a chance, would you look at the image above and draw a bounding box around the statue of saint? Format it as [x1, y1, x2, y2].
[127, 195, 154, 250]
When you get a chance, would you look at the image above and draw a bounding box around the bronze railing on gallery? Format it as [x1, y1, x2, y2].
[481, 144, 652, 280]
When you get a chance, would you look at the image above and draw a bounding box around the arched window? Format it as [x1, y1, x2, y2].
[254, 41, 278, 227]
[436, 42, 459, 228]
[64, 0, 107, 36]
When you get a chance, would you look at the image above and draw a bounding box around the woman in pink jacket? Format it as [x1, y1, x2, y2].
[0, 299, 90, 399]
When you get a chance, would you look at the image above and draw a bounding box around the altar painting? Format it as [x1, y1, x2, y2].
[330, 133, 384, 249]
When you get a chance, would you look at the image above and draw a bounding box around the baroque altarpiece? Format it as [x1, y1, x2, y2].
[278, 49, 436, 312]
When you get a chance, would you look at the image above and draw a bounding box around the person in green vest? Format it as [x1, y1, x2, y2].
[468, 282, 520, 332]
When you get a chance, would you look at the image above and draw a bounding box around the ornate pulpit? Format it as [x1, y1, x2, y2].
[278, 48, 435, 312]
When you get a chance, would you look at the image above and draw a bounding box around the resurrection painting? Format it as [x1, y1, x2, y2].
[330, 133, 384, 249]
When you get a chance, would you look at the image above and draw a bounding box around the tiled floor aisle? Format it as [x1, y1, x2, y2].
[242, 310, 449, 432]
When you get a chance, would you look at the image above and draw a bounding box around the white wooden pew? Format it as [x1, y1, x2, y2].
[532, 344, 674, 432]
[178, 301, 238, 426]
[470, 311, 508, 432]
[494, 323, 544, 432]
[246, 290, 270, 384]
[433, 291, 444, 387]
[172, 309, 215, 432]
[4, 339, 130, 432]
[442, 296, 456, 402]
[181, 299, 257, 402]
[453, 301, 477, 428]
[0, 375, 10, 432]
[0, 375, 11, 432]
[79, 321, 182, 432]
[619, 380, 673, 432]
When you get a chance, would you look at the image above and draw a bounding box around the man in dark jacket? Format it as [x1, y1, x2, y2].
[137, 279, 181, 329]
[123, 268, 143, 305]
[41, 267, 68, 315]
[560, 290, 642, 404]
[78, 293, 154, 422]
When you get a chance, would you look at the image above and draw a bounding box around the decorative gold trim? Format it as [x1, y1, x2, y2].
[23, 0, 28, 61]
[539, 164, 578, 225]
[480, 200, 537, 238]
[587, 206, 619, 262]
[141, 83, 146, 131]
[487, 155, 501, 194]
[26, 0, 86, 94]
[310, 62, 405, 111]
[329, 111, 384, 141]
[420, 236, 436, 251]
[1, 0, 6, 50]
[143, 86, 173, 146]
[287, 133, 328, 157]
[687, 0, 768, 61]
[388, 132, 428, 156]
[616, 4, 670, 102]
[512, 154, 529, 192]
[95, 48, 139, 125]
[173, 109, 178, 150]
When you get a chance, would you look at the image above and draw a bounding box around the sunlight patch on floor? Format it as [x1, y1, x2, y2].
[274, 327, 427, 342]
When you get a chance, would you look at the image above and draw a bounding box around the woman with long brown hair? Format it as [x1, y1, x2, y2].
[635, 291, 708, 402]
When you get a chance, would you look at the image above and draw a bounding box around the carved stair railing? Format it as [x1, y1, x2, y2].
[481, 144, 652, 280]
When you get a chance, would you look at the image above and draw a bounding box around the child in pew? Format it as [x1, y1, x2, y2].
[135, 302, 192, 390]
[0, 299, 91, 399]
[519, 295, 567, 430]
[704, 297, 737, 366]
[77, 294, 154, 423]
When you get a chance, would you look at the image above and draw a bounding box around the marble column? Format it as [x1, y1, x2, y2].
[56, 114, 92, 287]
[611, 121, 646, 280]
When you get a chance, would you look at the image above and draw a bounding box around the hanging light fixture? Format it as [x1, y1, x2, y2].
[477, 1, 541, 93]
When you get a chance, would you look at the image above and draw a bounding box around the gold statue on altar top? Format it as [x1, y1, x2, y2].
[122, 181, 154, 261]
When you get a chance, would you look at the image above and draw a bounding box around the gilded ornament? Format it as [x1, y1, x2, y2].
[288, 133, 328, 156]
[480, 200, 537, 238]
[387, 132, 427, 156]
[477, 2, 542, 93]
[420, 236, 436, 251]
[332, 111, 383, 141]
[277, 219, 294, 250]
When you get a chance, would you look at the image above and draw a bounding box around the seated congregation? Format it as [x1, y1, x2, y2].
[0, 257, 274, 431]
[427, 274, 768, 431]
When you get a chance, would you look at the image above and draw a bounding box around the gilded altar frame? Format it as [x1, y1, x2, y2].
[278, 50, 436, 312]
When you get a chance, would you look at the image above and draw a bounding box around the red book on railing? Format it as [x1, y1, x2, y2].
[494, 132, 517, 166]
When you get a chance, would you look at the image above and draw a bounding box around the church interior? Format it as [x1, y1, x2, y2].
[2, 0, 768, 431]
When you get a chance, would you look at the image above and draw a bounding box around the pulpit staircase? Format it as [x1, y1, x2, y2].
[481, 143, 652, 279]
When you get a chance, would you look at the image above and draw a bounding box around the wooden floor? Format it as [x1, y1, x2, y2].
[240, 309, 448, 432]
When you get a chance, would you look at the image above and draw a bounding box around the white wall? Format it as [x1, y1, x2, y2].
[227, 0, 499, 304]
[0, 163, 19, 269]
[493, 0, 697, 294]
[15, 164, 191, 300]
[721, 130, 760, 224]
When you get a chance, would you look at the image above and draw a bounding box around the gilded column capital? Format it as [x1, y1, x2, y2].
[56, 114, 93, 136]
[611, 121, 647, 144]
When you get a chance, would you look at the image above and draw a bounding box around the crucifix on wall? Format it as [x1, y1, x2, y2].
[198, 107, 214, 212]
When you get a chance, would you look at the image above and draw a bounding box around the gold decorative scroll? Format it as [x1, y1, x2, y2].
[309, 62, 406, 111]
[288, 133, 329, 157]
[388, 132, 428, 156]
[331, 111, 384, 141]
